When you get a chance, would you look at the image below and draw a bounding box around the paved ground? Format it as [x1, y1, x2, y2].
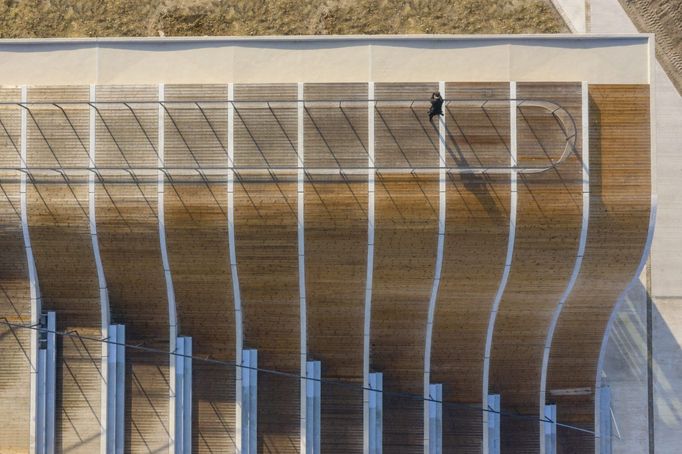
[556, 0, 682, 451]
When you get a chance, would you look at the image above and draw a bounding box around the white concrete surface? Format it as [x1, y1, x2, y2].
[652, 297, 682, 452]
[0, 35, 650, 86]
[550, 0, 587, 32]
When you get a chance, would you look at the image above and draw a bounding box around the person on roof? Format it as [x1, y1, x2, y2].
[428, 91, 444, 121]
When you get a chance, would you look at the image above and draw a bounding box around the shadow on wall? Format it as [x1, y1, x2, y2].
[602, 279, 682, 452]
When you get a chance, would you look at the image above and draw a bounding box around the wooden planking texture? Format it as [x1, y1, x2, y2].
[491, 82, 583, 452]
[549, 84, 651, 453]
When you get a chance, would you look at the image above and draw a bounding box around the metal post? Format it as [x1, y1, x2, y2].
[305, 360, 321, 454]
[241, 349, 258, 454]
[599, 386, 612, 454]
[107, 324, 125, 454]
[544, 404, 557, 454]
[368, 372, 383, 454]
[35, 312, 56, 454]
[428, 384, 442, 454]
[487, 394, 500, 454]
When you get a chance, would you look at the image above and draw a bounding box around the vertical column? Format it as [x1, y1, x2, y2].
[482, 81, 517, 451]
[35, 311, 55, 454]
[106, 324, 125, 454]
[174, 337, 192, 454]
[427, 384, 443, 454]
[21, 84, 44, 454]
[424, 80, 446, 454]
[158, 83, 181, 454]
[297, 82, 309, 454]
[240, 349, 258, 454]
[363, 81, 376, 454]
[305, 361, 321, 454]
[598, 386, 612, 454]
[368, 372, 383, 454]
[487, 394, 501, 454]
[227, 82, 246, 453]
[543, 404, 557, 454]
[89, 84, 116, 454]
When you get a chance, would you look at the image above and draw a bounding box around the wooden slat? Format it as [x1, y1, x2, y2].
[234, 174, 300, 452]
[375, 82, 439, 168]
[548, 84, 651, 453]
[233, 84, 298, 168]
[26, 86, 102, 453]
[490, 82, 583, 452]
[444, 82, 511, 168]
[303, 83, 368, 169]
[431, 174, 510, 452]
[305, 175, 367, 453]
[95, 85, 170, 452]
[164, 84, 229, 168]
[303, 83, 368, 453]
[164, 83, 236, 454]
[429, 83, 511, 451]
[372, 174, 439, 453]
[165, 181, 237, 453]
[0, 86, 30, 453]
[28, 183, 102, 454]
[95, 85, 158, 168]
[97, 181, 170, 453]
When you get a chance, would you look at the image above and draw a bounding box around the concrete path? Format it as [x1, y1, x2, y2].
[554, 0, 682, 452]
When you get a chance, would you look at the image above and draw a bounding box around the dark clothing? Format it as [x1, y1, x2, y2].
[429, 96, 444, 121]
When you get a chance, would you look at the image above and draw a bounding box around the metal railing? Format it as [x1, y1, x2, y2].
[0, 98, 577, 178]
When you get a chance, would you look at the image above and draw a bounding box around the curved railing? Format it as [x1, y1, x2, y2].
[0, 98, 577, 177]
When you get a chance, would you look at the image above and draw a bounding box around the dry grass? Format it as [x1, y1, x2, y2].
[0, 0, 566, 38]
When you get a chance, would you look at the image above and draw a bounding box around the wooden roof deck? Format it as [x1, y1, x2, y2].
[0, 81, 652, 454]
[548, 84, 651, 452]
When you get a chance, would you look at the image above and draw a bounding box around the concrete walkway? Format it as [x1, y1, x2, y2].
[554, 0, 682, 452]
